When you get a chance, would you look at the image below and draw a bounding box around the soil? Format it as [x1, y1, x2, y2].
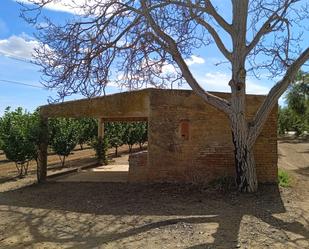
[0, 139, 308, 249]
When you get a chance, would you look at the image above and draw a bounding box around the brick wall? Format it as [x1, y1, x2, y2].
[143, 90, 278, 184]
[128, 151, 148, 182]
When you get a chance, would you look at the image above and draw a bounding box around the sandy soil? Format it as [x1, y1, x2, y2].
[0, 140, 308, 249]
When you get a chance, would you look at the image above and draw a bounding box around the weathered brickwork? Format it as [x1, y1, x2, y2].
[128, 151, 148, 182]
[129, 89, 278, 184]
[41, 88, 277, 184]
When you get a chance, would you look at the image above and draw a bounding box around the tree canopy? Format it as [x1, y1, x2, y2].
[0, 107, 40, 176]
[279, 71, 309, 135]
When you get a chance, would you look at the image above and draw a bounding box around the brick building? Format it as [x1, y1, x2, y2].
[38, 89, 278, 184]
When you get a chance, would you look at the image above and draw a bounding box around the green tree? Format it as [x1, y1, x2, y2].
[280, 71, 309, 136]
[286, 71, 309, 116]
[105, 122, 125, 157]
[135, 122, 148, 149]
[76, 118, 98, 150]
[0, 107, 40, 177]
[278, 107, 304, 136]
[91, 136, 109, 165]
[49, 118, 79, 167]
[122, 122, 141, 153]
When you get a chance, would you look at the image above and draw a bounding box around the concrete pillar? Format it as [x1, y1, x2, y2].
[98, 118, 104, 139]
[37, 115, 48, 183]
[97, 118, 105, 165]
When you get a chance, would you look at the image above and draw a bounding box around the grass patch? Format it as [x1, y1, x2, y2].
[278, 169, 291, 187]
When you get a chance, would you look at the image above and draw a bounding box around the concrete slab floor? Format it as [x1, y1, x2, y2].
[54, 155, 129, 183]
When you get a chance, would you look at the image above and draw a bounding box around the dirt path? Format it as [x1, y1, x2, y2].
[0, 141, 308, 249]
[278, 139, 309, 202]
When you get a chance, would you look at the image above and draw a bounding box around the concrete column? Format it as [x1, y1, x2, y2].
[37, 115, 48, 183]
[97, 118, 105, 165]
[98, 118, 104, 139]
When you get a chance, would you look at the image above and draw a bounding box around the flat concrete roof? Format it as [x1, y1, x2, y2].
[40, 88, 266, 118]
[40, 88, 151, 118]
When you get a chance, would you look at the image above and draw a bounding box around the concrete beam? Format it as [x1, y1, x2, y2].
[40, 89, 150, 119]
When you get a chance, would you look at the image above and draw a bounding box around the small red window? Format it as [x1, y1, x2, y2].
[180, 120, 190, 140]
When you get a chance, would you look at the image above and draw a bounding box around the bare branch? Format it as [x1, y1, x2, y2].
[191, 15, 232, 61]
[150, 0, 233, 35]
[140, 0, 231, 114]
[246, 0, 294, 55]
[248, 47, 309, 147]
[203, 0, 233, 35]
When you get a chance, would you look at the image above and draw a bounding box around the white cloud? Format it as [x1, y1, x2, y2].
[0, 35, 40, 59]
[16, 0, 103, 15]
[185, 55, 205, 66]
[161, 64, 177, 74]
[161, 55, 205, 74]
[198, 72, 270, 94]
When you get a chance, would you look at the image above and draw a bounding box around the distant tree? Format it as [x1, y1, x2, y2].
[76, 118, 98, 150]
[0, 107, 40, 177]
[91, 136, 109, 165]
[23, 0, 309, 192]
[0, 124, 3, 151]
[286, 71, 309, 116]
[278, 107, 289, 135]
[279, 71, 309, 135]
[49, 118, 79, 167]
[123, 123, 141, 153]
[135, 122, 148, 149]
[105, 122, 125, 157]
[278, 107, 306, 136]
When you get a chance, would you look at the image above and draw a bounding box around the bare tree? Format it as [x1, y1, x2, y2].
[22, 0, 309, 192]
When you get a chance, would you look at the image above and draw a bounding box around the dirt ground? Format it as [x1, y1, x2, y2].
[0, 139, 308, 249]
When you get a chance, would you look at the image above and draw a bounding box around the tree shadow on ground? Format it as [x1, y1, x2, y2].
[294, 166, 309, 176]
[0, 158, 9, 163]
[0, 183, 307, 248]
[278, 137, 309, 144]
[47, 157, 97, 171]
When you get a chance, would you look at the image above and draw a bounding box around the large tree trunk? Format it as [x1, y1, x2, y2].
[229, 79, 258, 192]
[229, 71, 258, 192]
[228, 0, 258, 192]
[231, 128, 258, 192]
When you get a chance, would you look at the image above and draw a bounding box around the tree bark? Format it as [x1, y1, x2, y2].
[229, 85, 258, 192]
[60, 156, 66, 168]
[231, 129, 258, 192]
[228, 0, 259, 192]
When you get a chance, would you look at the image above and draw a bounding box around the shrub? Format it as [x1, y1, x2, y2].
[91, 136, 108, 165]
[76, 118, 97, 150]
[278, 169, 291, 187]
[122, 122, 142, 152]
[105, 122, 124, 157]
[0, 138, 3, 151]
[279, 72, 309, 136]
[49, 118, 79, 167]
[0, 107, 40, 177]
[135, 122, 148, 149]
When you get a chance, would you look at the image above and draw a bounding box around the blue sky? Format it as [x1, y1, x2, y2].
[0, 0, 306, 116]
